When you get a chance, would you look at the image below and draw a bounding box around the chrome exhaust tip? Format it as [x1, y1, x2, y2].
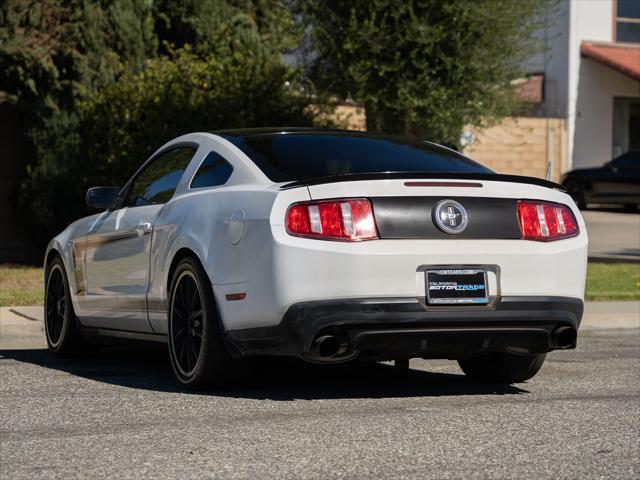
[313, 335, 348, 358]
[551, 326, 577, 349]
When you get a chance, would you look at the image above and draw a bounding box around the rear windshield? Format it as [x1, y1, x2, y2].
[222, 133, 492, 182]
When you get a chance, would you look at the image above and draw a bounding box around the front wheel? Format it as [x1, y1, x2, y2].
[44, 257, 82, 355]
[168, 257, 242, 389]
[458, 352, 546, 383]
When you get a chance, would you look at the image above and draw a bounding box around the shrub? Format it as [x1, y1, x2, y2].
[21, 46, 316, 241]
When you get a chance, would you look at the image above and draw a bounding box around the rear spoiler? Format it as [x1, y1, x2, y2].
[280, 172, 566, 191]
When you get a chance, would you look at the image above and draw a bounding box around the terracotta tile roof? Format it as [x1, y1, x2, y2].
[581, 41, 640, 81]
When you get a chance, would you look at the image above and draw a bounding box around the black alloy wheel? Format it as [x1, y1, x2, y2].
[170, 270, 204, 376]
[168, 257, 243, 389]
[44, 257, 81, 355]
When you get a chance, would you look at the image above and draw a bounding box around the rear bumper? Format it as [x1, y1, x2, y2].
[226, 296, 584, 362]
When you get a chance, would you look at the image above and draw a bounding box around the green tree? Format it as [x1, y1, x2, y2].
[303, 0, 553, 147]
[78, 45, 313, 189]
[153, 0, 301, 60]
[0, 0, 157, 125]
[24, 48, 314, 236]
[2, 1, 314, 241]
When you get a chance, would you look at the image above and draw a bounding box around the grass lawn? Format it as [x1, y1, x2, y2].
[1, 262, 639, 307]
[585, 262, 640, 301]
[0, 264, 44, 307]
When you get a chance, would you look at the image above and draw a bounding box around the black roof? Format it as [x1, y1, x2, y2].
[212, 127, 343, 137]
[212, 127, 470, 160]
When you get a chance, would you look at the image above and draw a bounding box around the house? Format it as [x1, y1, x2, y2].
[465, 0, 640, 180]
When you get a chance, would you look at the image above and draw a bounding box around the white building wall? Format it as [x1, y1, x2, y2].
[572, 58, 640, 168]
[482, 0, 638, 175]
[526, 0, 619, 169]
[525, 1, 571, 118]
[567, 0, 614, 169]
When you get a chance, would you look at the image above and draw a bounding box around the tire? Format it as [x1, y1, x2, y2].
[565, 182, 586, 209]
[458, 352, 546, 383]
[167, 257, 241, 389]
[44, 257, 82, 356]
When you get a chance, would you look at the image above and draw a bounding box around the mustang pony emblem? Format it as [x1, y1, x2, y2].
[433, 199, 468, 234]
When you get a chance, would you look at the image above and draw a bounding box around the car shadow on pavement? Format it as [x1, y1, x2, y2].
[0, 346, 530, 400]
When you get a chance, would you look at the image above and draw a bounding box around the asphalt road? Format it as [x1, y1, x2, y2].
[1, 314, 639, 479]
[582, 209, 640, 261]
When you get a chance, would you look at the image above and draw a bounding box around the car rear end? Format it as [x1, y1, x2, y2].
[220, 131, 588, 365]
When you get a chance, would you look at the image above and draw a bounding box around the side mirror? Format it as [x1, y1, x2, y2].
[86, 186, 119, 210]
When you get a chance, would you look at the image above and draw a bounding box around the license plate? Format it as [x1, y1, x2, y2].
[426, 269, 488, 305]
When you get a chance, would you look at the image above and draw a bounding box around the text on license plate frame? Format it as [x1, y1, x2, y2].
[426, 269, 489, 305]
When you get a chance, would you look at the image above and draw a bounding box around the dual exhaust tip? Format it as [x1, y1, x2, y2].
[308, 335, 349, 361]
[551, 326, 577, 349]
[307, 326, 577, 361]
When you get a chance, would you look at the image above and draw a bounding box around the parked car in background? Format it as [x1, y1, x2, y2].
[562, 151, 640, 209]
[44, 128, 588, 389]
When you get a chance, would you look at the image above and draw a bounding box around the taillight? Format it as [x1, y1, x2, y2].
[286, 198, 378, 241]
[517, 200, 579, 241]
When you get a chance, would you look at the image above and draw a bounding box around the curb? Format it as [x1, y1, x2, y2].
[588, 255, 640, 264]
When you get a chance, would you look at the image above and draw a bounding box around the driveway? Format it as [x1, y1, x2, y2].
[0, 305, 639, 479]
[582, 209, 640, 261]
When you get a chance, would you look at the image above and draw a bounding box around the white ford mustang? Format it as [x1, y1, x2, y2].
[44, 128, 588, 388]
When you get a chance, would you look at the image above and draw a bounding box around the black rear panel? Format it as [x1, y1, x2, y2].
[372, 197, 521, 239]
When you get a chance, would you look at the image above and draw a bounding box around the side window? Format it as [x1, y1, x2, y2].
[190, 151, 234, 189]
[126, 147, 196, 207]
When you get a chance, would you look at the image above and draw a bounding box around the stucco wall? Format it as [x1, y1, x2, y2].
[526, 1, 571, 118]
[527, 0, 623, 169]
[567, 0, 615, 168]
[327, 105, 568, 181]
[572, 57, 640, 168]
[464, 117, 568, 182]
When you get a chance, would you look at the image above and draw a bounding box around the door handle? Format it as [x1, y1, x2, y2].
[135, 222, 152, 235]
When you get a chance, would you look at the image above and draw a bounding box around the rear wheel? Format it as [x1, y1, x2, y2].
[458, 352, 546, 383]
[168, 257, 241, 389]
[44, 257, 82, 355]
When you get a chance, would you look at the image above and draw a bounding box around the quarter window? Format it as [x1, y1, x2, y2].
[126, 147, 196, 207]
[190, 151, 234, 189]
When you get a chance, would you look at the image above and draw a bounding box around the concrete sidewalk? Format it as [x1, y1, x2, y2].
[0, 306, 45, 349]
[1, 306, 43, 323]
[1, 301, 638, 331]
[580, 300, 639, 329]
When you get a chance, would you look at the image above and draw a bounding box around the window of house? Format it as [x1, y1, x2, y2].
[615, 0, 640, 43]
[190, 151, 234, 189]
[613, 97, 640, 157]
